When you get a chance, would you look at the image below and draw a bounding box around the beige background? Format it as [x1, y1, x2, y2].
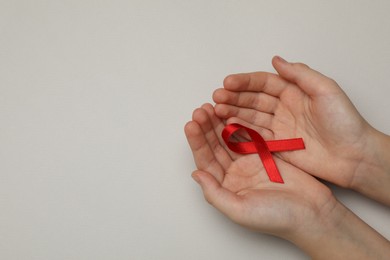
[1, 1, 390, 259]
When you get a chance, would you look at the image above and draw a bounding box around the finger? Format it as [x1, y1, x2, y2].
[200, 103, 240, 160]
[223, 71, 289, 97]
[213, 88, 279, 114]
[225, 117, 275, 140]
[192, 107, 233, 170]
[192, 170, 243, 224]
[272, 56, 340, 97]
[214, 104, 273, 129]
[184, 121, 225, 182]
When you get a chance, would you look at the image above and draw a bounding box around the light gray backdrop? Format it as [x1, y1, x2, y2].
[1, 1, 390, 259]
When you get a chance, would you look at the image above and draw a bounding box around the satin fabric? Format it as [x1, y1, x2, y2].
[222, 123, 305, 183]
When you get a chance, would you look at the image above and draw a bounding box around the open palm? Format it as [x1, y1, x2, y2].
[213, 57, 373, 188]
[185, 103, 336, 238]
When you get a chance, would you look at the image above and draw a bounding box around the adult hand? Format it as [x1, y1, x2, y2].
[213, 56, 390, 205]
[184, 103, 390, 259]
[184, 103, 335, 238]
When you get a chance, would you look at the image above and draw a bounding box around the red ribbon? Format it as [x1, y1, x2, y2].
[222, 123, 305, 183]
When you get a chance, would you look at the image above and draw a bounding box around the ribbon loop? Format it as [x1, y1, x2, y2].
[222, 123, 305, 183]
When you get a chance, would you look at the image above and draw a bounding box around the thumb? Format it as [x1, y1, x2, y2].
[192, 170, 242, 223]
[272, 56, 340, 96]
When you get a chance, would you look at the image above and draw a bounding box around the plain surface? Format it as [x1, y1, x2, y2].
[1, 1, 390, 259]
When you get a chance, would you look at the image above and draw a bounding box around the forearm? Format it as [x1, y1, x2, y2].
[351, 128, 390, 206]
[289, 201, 390, 260]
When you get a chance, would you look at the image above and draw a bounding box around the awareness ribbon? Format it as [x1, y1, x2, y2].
[222, 123, 305, 183]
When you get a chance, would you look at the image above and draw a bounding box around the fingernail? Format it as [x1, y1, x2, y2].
[275, 55, 288, 64]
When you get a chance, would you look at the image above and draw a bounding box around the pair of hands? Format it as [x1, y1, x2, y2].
[185, 56, 390, 257]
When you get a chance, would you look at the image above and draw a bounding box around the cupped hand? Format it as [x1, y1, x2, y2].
[213, 56, 375, 189]
[184, 103, 336, 239]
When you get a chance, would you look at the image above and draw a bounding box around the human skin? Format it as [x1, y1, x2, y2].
[184, 104, 390, 259]
[212, 56, 390, 206]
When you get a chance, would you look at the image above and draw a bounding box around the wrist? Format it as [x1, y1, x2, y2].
[288, 199, 390, 259]
[350, 127, 390, 205]
[283, 195, 340, 255]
